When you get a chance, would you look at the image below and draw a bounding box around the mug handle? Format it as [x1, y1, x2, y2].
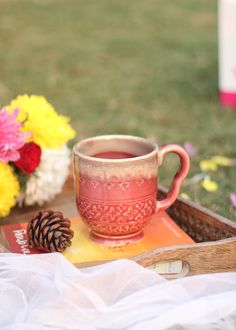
[156, 144, 190, 213]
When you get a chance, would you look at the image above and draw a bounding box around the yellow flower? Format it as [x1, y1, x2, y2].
[199, 160, 218, 172]
[180, 193, 191, 200]
[201, 179, 218, 192]
[211, 156, 234, 167]
[7, 95, 76, 149]
[0, 163, 20, 217]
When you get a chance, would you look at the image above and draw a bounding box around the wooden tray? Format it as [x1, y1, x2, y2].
[1, 175, 236, 277]
[134, 187, 236, 276]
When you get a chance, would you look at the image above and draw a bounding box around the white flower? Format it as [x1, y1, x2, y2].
[18, 145, 71, 206]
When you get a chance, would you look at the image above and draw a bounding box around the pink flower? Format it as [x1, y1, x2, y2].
[0, 108, 31, 163]
[230, 193, 236, 209]
[183, 141, 198, 158]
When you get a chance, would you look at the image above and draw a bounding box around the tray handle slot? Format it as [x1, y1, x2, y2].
[133, 237, 236, 277]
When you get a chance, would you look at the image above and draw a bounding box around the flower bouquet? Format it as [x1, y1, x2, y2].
[0, 95, 76, 218]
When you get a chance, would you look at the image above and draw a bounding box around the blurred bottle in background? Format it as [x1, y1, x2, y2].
[219, 0, 236, 108]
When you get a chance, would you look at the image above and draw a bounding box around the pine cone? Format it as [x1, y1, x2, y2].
[27, 210, 74, 253]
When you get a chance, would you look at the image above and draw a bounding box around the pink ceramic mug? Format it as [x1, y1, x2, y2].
[73, 135, 190, 246]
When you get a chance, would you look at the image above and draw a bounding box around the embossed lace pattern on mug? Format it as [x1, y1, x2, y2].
[78, 177, 157, 201]
[78, 196, 156, 235]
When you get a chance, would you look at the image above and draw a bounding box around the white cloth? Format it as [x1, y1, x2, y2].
[0, 253, 235, 330]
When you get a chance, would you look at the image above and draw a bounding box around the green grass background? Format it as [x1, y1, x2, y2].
[0, 0, 235, 220]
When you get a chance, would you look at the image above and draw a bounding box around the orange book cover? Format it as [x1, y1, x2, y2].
[1, 211, 194, 267]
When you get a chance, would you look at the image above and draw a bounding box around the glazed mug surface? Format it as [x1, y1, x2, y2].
[73, 135, 190, 246]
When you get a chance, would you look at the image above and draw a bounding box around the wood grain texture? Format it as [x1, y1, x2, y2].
[133, 237, 236, 276]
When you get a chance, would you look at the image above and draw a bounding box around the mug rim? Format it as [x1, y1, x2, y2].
[73, 134, 158, 163]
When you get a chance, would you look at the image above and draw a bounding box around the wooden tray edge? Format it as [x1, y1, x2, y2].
[132, 237, 236, 275]
[159, 186, 236, 229]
